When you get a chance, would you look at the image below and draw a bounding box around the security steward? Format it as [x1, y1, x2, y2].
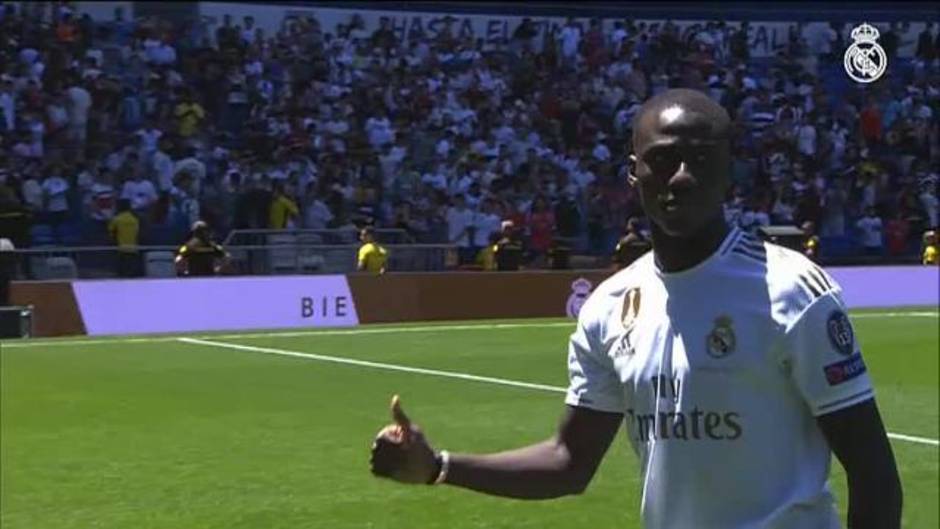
[175, 221, 230, 276]
[494, 221, 523, 271]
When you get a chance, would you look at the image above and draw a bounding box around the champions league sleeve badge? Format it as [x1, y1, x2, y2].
[826, 310, 855, 356]
[706, 315, 736, 359]
[844, 23, 887, 84]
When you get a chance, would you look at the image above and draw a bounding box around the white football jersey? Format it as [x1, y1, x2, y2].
[566, 227, 873, 529]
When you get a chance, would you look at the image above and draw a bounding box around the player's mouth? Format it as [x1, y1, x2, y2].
[660, 197, 685, 212]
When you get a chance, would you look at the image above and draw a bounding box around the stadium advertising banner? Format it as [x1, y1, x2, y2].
[8, 267, 938, 337]
[828, 266, 940, 309]
[72, 275, 359, 336]
[198, 2, 929, 59]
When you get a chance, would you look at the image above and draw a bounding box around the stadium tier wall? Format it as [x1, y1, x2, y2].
[7, 267, 938, 337]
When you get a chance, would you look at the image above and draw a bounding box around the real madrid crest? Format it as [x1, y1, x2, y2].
[844, 23, 887, 84]
[706, 315, 736, 359]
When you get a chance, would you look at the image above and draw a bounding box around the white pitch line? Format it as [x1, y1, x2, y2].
[177, 337, 565, 394]
[886, 432, 940, 446]
[850, 312, 938, 318]
[3, 311, 937, 349]
[1, 322, 576, 349]
[177, 337, 940, 448]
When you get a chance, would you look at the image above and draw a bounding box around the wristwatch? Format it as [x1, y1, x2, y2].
[428, 450, 451, 485]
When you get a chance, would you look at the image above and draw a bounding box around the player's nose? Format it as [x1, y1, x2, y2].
[667, 162, 697, 195]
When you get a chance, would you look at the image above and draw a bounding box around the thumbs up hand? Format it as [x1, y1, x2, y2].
[370, 395, 441, 484]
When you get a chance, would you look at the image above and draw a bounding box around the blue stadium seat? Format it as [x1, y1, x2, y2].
[58, 222, 84, 246]
[820, 236, 858, 258]
[30, 224, 55, 246]
[80, 220, 111, 247]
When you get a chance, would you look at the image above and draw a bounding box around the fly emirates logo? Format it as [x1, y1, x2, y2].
[626, 375, 742, 443]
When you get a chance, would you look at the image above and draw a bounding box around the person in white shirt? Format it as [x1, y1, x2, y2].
[0, 78, 15, 132]
[20, 173, 44, 212]
[856, 207, 885, 256]
[135, 124, 163, 155]
[152, 144, 175, 192]
[121, 171, 158, 213]
[420, 162, 449, 191]
[41, 167, 71, 226]
[302, 186, 335, 230]
[446, 194, 476, 264]
[797, 116, 817, 160]
[369, 89, 901, 529]
[592, 137, 611, 162]
[472, 198, 502, 250]
[66, 81, 92, 144]
[558, 18, 581, 64]
[174, 148, 207, 195]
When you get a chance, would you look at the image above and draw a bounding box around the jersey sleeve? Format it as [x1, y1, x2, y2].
[782, 291, 874, 417]
[564, 305, 625, 414]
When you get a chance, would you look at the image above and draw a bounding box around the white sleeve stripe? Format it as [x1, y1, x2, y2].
[816, 388, 874, 413]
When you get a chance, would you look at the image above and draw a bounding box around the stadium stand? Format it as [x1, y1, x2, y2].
[0, 2, 937, 277]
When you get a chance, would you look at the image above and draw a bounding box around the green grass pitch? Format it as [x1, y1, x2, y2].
[2, 311, 937, 528]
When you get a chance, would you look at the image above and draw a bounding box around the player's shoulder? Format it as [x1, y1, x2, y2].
[578, 252, 655, 326]
[762, 239, 843, 321]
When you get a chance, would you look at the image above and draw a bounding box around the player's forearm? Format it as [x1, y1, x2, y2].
[442, 439, 590, 499]
[846, 465, 902, 529]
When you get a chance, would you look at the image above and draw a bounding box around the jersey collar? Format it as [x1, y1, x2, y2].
[653, 227, 742, 280]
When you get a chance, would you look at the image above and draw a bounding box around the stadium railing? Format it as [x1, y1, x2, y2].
[6, 243, 456, 280]
[223, 228, 412, 246]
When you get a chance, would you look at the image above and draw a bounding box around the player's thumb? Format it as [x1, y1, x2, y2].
[390, 394, 412, 429]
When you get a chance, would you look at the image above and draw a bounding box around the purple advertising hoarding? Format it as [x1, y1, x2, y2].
[73, 275, 358, 336]
[827, 266, 939, 309]
[68, 267, 935, 337]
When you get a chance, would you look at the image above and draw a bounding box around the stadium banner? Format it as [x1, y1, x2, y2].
[71, 275, 359, 336]
[198, 2, 928, 59]
[827, 266, 939, 309]
[6, 266, 937, 337]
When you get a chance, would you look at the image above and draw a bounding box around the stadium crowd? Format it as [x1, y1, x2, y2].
[0, 2, 938, 270]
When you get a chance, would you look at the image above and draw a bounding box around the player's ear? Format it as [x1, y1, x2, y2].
[627, 154, 638, 187]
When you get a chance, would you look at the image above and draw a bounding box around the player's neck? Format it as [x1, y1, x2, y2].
[651, 215, 731, 274]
